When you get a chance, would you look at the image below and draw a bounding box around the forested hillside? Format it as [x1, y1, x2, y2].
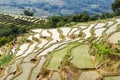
[0, 0, 114, 16]
[0, 14, 46, 46]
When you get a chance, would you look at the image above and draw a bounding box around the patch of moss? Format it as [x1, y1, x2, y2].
[0, 53, 13, 67]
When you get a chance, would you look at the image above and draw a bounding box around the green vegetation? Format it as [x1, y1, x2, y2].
[43, 0, 120, 28]
[0, 14, 46, 46]
[61, 54, 70, 66]
[93, 39, 120, 63]
[118, 40, 120, 45]
[0, 53, 13, 67]
[93, 41, 110, 56]
[23, 9, 34, 16]
[93, 40, 111, 62]
[18, 36, 27, 44]
[0, 23, 25, 46]
[46, 12, 114, 28]
[0, 23, 19, 46]
[112, 0, 120, 15]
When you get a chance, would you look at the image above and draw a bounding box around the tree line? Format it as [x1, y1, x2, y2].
[45, 12, 114, 28]
[43, 0, 120, 28]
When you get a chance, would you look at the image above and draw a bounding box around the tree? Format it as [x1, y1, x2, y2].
[23, 9, 34, 16]
[90, 14, 101, 20]
[81, 12, 89, 21]
[112, 0, 120, 15]
[57, 21, 66, 27]
[101, 12, 115, 19]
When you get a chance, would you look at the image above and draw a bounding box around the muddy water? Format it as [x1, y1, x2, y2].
[109, 32, 120, 43]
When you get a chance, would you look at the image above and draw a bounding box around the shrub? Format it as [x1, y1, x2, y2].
[0, 53, 13, 67]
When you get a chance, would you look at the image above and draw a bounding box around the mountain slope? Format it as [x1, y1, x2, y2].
[0, 15, 120, 80]
[0, 0, 115, 16]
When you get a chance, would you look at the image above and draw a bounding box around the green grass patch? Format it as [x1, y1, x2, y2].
[0, 53, 13, 67]
[57, 28, 65, 40]
[92, 39, 120, 63]
[92, 40, 111, 63]
[65, 22, 78, 27]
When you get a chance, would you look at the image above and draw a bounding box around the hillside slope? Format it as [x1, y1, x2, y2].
[0, 0, 114, 16]
[0, 15, 120, 80]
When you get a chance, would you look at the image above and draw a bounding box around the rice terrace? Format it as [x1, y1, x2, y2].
[0, 1, 120, 80]
[0, 13, 119, 80]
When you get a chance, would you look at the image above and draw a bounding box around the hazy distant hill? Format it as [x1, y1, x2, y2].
[0, 0, 114, 16]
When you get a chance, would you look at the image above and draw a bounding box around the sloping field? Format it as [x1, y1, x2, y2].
[0, 16, 120, 80]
